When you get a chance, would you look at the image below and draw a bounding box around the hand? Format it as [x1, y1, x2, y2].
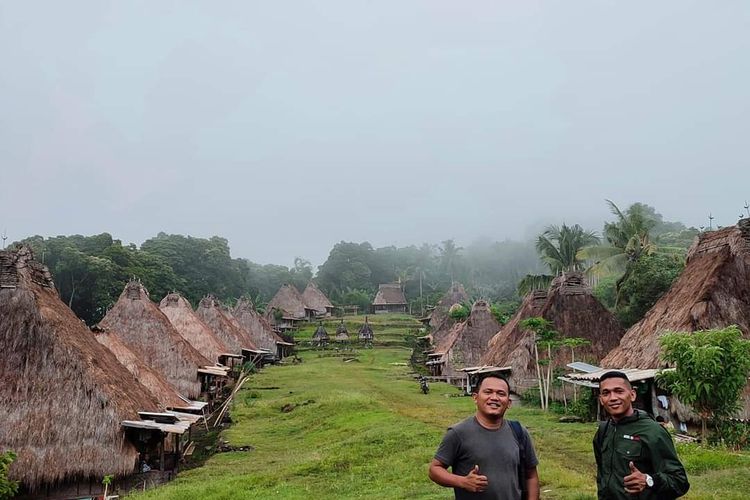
[623, 461, 647, 494]
[462, 464, 488, 493]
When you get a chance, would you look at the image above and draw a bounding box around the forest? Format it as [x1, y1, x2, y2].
[13, 201, 699, 326]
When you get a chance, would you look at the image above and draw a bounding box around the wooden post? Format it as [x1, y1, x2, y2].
[159, 434, 165, 471]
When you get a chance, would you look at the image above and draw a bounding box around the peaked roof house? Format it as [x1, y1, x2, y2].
[266, 284, 315, 328]
[302, 282, 335, 317]
[428, 282, 470, 329]
[427, 300, 501, 378]
[602, 220, 750, 419]
[0, 246, 163, 495]
[159, 292, 229, 364]
[335, 319, 350, 341]
[195, 295, 258, 355]
[358, 317, 374, 341]
[233, 297, 293, 359]
[372, 283, 407, 314]
[312, 323, 329, 346]
[98, 280, 212, 399]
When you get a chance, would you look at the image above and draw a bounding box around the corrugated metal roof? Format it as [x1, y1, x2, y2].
[559, 367, 673, 387]
[567, 362, 601, 373]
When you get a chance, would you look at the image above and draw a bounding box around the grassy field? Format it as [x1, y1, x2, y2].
[134, 315, 750, 499]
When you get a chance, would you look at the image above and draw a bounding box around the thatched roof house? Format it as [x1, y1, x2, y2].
[98, 280, 211, 398]
[94, 328, 189, 409]
[483, 273, 624, 392]
[266, 284, 309, 321]
[372, 283, 407, 314]
[429, 282, 469, 329]
[195, 295, 257, 354]
[302, 282, 334, 317]
[233, 297, 292, 358]
[0, 246, 162, 493]
[312, 323, 329, 346]
[335, 320, 350, 341]
[427, 300, 501, 378]
[358, 316, 374, 341]
[159, 292, 229, 364]
[602, 220, 750, 418]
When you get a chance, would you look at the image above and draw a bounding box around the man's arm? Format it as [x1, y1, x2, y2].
[428, 459, 488, 493]
[524, 465, 540, 500]
[649, 428, 690, 496]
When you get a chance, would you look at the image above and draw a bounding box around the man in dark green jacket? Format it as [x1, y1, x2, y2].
[593, 371, 689, 499]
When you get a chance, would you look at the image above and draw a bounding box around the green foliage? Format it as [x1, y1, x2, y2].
[517, 274, 554, 297]
[616, 253, 683, 327]
[490, 302, 516, 325]
[658, 326, 750, 443]
[535, 223, 599, 274]
[448, 304, 469, 321]
[0, 451, 19, 500]
[566, 388, 597, 422]
[711, 420, 750, 451]
[592, 276, 617, 310]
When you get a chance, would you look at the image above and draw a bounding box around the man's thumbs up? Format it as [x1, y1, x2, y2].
[624, 461, 647, 494]
[462, 464, 488, 493]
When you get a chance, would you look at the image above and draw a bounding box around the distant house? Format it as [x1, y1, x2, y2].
[302, 282, 334, 318]
[266, 284, 316, 327]
[372, 283, 407, 314]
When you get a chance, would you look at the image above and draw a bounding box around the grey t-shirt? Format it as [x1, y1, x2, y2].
[435, 416, 538, 500]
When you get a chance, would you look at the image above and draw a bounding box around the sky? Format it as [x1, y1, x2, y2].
[2, 1, 749, 267]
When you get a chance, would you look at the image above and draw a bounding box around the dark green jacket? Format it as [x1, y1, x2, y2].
[593, 410, 689, 500]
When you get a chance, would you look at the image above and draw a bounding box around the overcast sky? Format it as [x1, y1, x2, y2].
[2, 1, 748, 267]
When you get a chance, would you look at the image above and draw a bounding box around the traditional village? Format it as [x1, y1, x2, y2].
[1, 213, 750, 499]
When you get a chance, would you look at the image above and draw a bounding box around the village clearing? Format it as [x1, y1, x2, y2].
[134, 315, 750, 500]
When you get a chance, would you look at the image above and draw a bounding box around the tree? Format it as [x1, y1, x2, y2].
[0, 451, 18, 500]
[562, 337, 590, 402]
[520, 317, 560, 411]
[616, 253, 684, 327]
[657, 326, 750, 444]
[439, 239, 463, 284]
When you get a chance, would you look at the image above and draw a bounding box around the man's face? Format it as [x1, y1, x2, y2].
[473, 377, 511, 419]
[599, 377, 636, 420]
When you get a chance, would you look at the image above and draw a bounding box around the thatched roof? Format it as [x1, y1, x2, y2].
[159, 292, 229, 363]
[433, 301, 501, 377]
[233, 297, 286, 353]
[483, 273, 624, 392]
[195, 295, 257, 353]
[602, 221, 750, 418]
[313, 324, 329, 341]
[429, 282, 469, 329]
[302, 282, 333, 314]
[94, 328, 187, 409]
[604, 221, 750, 367]
[266, 284, 307, 319]
[358, 317, 374, 340]
[372, 283, 407, 305]
[335, 320, 350, 341]
[0, 246, 161, 491]
[98, 280, 211, 398]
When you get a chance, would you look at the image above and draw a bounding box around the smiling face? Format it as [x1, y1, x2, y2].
[473, 376, 511, 421]
[599, 376, 636, 421]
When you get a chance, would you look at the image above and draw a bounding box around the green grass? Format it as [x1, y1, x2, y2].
[132, 314, 750, 499]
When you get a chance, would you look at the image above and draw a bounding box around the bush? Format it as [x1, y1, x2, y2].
[566, 389, 597, 422]
[711, 420, 750, 450]
[0, 451, 19, 500]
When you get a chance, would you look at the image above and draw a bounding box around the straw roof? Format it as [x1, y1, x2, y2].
[98, 280, 211, 398]
[358, 317, 374, 340]
[335, 320, 350, 341]
[433, 301, 501, 377]
[302, 282, 333, 314]
[159, 292, 229, 363]
[195, 295, 257, 353]
[313, 324, 329, 341]
[483, 273, 624, 392]
[372, 283, 407, 305]
[94, 328, 187, 409]
[429, 282, 469, 329]
[602, 221, 750, 418]
[266, 284, 307, 319]
[0, 246, 161, 491]
[233, 297, 286, 353]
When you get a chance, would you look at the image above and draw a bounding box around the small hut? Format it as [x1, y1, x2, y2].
[302, 282, 334, 318]
[195, 295, 257, 357]
[427, 300, 501, 378]
[233, 297, 294, 359]
[602, 220, 750, 419]
[483, 273, 624, 393]
[98, 280, 212, 399]
[372, 283, 407, 314]
[358, 316, 374, 344]
[159, 292, 229, 364]
[335, 319, 350, 342]
[312, 322, 329, 347]
[0, 246, 165, 496]
[266, 284, 313, 327]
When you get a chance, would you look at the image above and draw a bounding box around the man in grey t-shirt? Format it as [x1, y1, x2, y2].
[429, 375, 540, 499]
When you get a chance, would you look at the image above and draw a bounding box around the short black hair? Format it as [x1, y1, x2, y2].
[474, 373, 511, 394]
[598, 370, 632, 387]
